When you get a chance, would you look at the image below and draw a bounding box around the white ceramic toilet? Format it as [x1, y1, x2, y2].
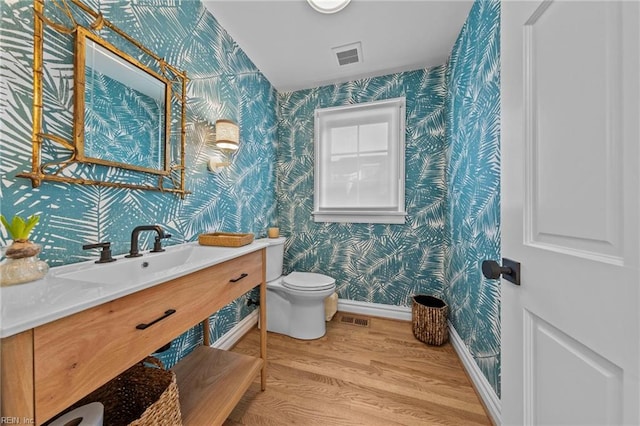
[259, 237, 336, 340]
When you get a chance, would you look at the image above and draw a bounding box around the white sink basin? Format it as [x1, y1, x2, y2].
[55, 244, 238, 285]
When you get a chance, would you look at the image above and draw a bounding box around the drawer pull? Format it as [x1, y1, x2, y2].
[136, 309, 176, 330]
[230, 273, 248, 283]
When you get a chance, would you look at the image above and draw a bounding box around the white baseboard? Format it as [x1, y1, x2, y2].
[448, 320, 501, 425]
[211, 309, 259, 350]
[337, 298, 412, 321]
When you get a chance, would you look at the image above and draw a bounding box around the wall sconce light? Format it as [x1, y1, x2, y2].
[208, 119, 240, 173]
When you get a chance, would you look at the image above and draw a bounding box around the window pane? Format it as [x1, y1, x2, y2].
[330, 126, 357, 154]
[322, 125, 396, 209]
[323, 154, 357, 208]
[359, 123, 388, 152]
[358, 153, 394, 207]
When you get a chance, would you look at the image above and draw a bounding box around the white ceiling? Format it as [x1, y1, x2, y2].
[202, 0, 474, 92]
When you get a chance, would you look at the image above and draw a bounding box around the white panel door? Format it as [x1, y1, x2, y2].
[500, 1, 639, 424]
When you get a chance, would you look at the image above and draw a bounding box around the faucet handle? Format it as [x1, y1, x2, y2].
[151, 234, 171, 253]
[82, 242, 116, 264]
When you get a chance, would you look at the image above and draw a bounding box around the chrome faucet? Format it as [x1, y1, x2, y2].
[125, 225, 170, 258]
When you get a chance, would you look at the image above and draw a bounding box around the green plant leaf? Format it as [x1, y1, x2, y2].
[11, 216, 26, 239]
[0, 214, 39, 240]
[0, 215, 10, 234]
[23, 215, 40, 238]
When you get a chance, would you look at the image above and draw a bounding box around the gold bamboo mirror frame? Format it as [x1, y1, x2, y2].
[17, 0, 190, 198]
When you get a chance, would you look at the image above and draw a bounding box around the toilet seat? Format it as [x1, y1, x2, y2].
[283, 272, 335, 292]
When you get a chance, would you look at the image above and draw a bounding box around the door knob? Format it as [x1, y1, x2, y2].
[482, 258, 521, 285]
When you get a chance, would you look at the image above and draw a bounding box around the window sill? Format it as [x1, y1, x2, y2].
[312, 211, 407, 224]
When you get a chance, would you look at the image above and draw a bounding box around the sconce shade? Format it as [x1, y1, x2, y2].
[214, 119, 239, 151]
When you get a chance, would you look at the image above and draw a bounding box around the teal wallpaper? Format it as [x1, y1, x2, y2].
[0, 0, 277, 366]
[444, 0, 501, 396]
[277, 67, 448, 307]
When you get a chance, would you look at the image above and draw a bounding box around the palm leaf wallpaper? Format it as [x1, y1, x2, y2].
[1, 0, 500, 398]
[445, 0, 501, 396]
[277, 67, 449, 306]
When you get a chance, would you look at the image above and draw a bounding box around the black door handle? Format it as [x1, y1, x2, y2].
[482, 258, 521, 285]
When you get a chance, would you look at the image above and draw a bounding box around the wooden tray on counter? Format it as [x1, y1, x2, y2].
[198, 232, 254, 247]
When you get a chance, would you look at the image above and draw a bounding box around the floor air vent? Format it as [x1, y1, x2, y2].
[340, 315, 370, 327]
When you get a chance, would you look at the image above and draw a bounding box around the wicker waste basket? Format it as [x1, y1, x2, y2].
[412, 295, 449, 346]
[59, 357, 182, 426]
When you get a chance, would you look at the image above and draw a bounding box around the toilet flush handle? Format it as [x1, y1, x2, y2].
[230, 273, 248, 283]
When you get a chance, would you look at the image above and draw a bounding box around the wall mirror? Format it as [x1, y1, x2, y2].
[18, 0, 190, 197]
[78, 28, 171, 174]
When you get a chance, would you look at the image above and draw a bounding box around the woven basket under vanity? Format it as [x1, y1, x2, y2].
[412, 295, 449, 346]
[61, 356, 182, 426]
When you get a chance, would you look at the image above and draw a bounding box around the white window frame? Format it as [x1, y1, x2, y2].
[313, 97, 407, 224]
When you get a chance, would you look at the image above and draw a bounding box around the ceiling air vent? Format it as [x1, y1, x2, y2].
[332, 42, 362, 66]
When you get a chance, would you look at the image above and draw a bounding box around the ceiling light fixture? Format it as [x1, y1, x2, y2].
[307, 0, 351, 14]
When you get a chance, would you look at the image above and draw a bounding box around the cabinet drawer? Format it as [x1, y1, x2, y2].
[33, 249, 263, 423]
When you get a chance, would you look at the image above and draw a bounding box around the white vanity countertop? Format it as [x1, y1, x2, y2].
[0, 241, 268, 338]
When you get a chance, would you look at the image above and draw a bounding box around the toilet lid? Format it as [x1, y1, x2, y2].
[283, 272, 335, 291]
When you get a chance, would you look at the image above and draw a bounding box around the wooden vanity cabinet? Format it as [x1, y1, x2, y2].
[1, 249, 267, 425]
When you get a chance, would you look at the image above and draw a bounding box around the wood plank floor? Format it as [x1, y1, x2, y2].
[224, 313, 491, 425]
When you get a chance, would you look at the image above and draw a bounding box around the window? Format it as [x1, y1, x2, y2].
[313, 97, 406, 224]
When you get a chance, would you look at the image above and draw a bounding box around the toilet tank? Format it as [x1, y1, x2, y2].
[263, 237, 286, 282]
